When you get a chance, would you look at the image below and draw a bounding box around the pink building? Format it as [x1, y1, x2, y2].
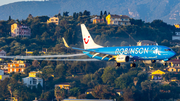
[11, 23, 31, 37]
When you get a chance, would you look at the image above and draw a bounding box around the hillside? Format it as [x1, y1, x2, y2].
[0, 10, 180, 101]
[1, 0, 180, 24]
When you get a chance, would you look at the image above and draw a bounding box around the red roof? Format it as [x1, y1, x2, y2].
[110, 14, 130, 19]
[56, 83, 70, 85]
[167, 59, 180, 64]
[86, 89, 94, 92]
[167, 66, 180, 69]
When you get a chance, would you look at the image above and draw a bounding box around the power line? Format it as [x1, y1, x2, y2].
[123, 30, 137, 43]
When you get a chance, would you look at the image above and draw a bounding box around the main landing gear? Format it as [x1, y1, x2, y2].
[116, 62, 136, 67]
[130, 63, 136, 67]
[116, 63, 121, 67]
[163, 62, 167, 66]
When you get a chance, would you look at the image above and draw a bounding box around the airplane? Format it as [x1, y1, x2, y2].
[62, 24, 176, 67]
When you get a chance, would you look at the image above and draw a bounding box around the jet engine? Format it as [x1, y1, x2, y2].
[116, 55, 130, 63]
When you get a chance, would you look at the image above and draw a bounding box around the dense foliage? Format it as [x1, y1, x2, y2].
[0, 11, 179, 101]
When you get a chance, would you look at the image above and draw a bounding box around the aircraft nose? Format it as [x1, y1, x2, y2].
[171, 51, 176, 58]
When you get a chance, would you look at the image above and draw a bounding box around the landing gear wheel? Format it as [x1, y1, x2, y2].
[151, 60, 156, 63]
[130, 63, 136, 67]
[116, 63, 121, 67]
[164, 62, 167, 66]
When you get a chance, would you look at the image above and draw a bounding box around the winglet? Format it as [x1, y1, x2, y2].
[62, 37, 70, 48]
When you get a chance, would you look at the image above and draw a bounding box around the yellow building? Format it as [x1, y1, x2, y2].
[11, 23, 18, 34]
[29, 71, 42, 77]
[55, 83, 70, 90]
[167, 58, 180, 67]
[26, 51, 33, 56]
[106, 14, 131, 26]
[166, 67, 180, 72]
[47, 17, 59, 25]
[92, 16, 104, 24]
[151, 70, 165, 80]
[174, 24, 180, 28]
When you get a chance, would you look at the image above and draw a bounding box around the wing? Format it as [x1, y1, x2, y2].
[0, 53, 86, 59]
[62, 37, 117, 61]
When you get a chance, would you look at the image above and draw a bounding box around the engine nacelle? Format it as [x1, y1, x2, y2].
[116, 55, 130, 63]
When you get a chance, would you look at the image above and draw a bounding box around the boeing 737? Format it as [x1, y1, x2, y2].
[62, 24, 176, 67]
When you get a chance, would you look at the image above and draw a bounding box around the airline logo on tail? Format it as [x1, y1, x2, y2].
[84, 36, 90, 44]
[81, 24, 103, 49]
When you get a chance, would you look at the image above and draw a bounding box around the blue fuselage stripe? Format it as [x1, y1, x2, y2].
[84, 45, 176, 61]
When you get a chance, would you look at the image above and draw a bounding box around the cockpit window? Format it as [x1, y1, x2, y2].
[164, 49, 171, 51]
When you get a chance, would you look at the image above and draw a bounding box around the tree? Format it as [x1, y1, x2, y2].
[78, 94, 94, 99]
[123, 86, 142, 101]
[37, 83, 43, 96]
[8, 16, 12, 21]
[104, 11, 107, 16]
[141, 80, 160, 101]
[101, 66, 118, 85]
[7, 83, 13, 101]
[40, 60, 47, 68]
[41, 31, 49, 40]
[123, 88, 134, 101]
[81, 74, 93, 85]
[40, 91, 54, 101]
[54, 87, 67, 101]
[63, 11, 69, 16]
[54, 64, 66, 78]
[54, 26, 63, 38]
[32, 60, 40, 68]
[79, 12, 83, 16]
[43, 65, 54, 76]
[54, 87, 61, 101]
[169, 81, 179, 100]
[27, 14, 33, 19]
[92, 85, 116, 99]
[13, 89, 20, 101]
[120, 41, 128, 46]
[100, 11, 103, 18]
[161, 39, 170, 46]
[32, 50, 39, 56]
[83, 10, 90, 16]
[137, 72, 148, 84]
[11, 73, 22, 82]
[69, 87, 80, 97]
[73, 12, 78, 19]
[115, 73, 132, 89]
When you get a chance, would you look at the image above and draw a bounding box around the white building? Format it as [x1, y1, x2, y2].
[22, 77, 43, 88]
[0, 50, 6, 56]
[172, 32, 180, 40]
[0, 70, 9, 80]
[0, 70, 4, 75]
[137, 40, 158, 46]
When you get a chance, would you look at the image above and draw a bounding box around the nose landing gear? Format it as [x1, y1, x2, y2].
[130, 63, 136, 67]
[116, 63, 121, 67]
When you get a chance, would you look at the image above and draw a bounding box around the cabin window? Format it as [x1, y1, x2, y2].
[164, 49, 171, 51]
